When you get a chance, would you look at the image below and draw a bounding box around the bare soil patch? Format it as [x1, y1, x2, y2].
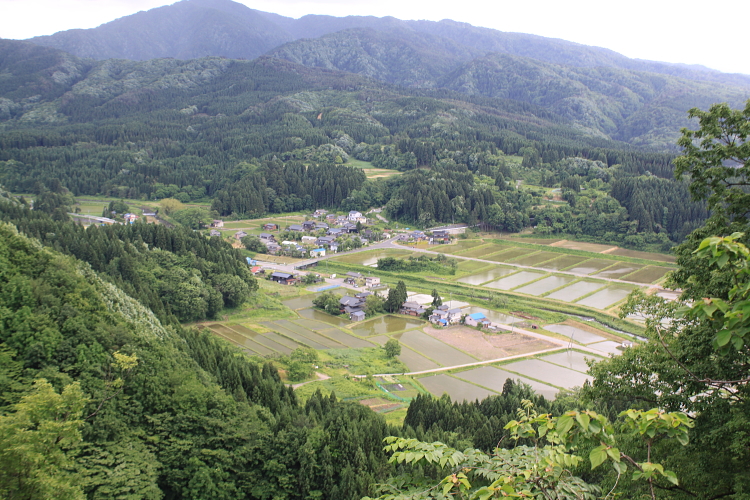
[359, 398, 403, 413]
[423, 325, 556, 360]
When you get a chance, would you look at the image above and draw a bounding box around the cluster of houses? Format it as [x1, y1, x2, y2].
[396, 229, 451, 244]
[227, 210, 380, 257]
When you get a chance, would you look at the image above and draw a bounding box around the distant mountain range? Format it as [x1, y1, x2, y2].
[3, 0, 749, 147]
[27, 0, 750, 87]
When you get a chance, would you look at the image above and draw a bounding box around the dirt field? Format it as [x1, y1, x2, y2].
[423, 325, 557, 360]
[359, 398, 403, 412]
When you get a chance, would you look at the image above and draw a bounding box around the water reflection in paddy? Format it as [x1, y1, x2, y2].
[350, 315, 424, 336]
[515, 275, 576, 296]
[485, 271, 546, 290]
[576, 284, 636, 309]
[457, 267, 515, 285]
[539, 255, 587, 271]
[296, 308, 351, 327]
[546, 281, 605, 302]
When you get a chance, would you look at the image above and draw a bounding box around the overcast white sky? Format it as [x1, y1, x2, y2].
[2, 0, 749, 76]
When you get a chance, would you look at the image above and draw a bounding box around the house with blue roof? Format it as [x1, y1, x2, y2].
[465, 312, 492, 328]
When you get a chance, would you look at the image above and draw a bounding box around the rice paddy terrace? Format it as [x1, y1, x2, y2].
[205, 236, 670, 418]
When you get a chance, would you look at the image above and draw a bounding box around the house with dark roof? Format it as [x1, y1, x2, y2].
[339, 295, 365, 315]
[400, 301, 426, 316]
[431, 229, 450, 243]
[317, 236, 336, 246]
[209, 229, 221, 237]
[263, 223, 278, 230]
[270, 272, 297, 285]
[259, 233, 275, 241]
[302, 220, 316, 231]
[288, 224, 304, 232]
[234, 231, 248, 240]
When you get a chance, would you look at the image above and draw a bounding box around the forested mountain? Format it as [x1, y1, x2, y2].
[11, 0, 748, 149]
[0, 35, 719, 245]
[26, 0, 750, 88]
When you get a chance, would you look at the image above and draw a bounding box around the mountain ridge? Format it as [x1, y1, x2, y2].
[25, 0, 750, 88]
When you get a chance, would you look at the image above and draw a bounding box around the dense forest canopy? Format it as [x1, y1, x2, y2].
[0, 36, 731, 246]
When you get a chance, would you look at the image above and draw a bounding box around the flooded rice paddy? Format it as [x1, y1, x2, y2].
[515, 275, 576, 296]
[281, 295, 317, 311]
[594, 263, 643, 279]
[454, 366, 558, 400]
[545, 281, 605, 302]
[485, 271, 546, 290]
[432, 240, 486, 253]
[334, 249, 413, 266]
[565, 259, 617, 275]
[486, 248, 531, 262]
[418, 374, 499, 401]
[395, 331, 477, 366]
[318, 328, 374, 348]
[457, 244, 501, 258]
[507, 251, 559, 266]
[502, 358, 591, 388]
[544, 324, 606, 344]
[541, 350, 602, 373]
[297, 308, 351, 327]
[398, 347, 441, 372]
[620, 266, 672, 284]
[349, 315, 424, 337]
[576, 284, 635, 309]
[456, 259, 492, 272]
[456, 267, 516, 285]
[588, 341, 626, 355]
[538, 255, 588, 271]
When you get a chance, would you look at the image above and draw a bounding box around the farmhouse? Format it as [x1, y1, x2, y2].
[270, 272, 297, 285]
[288, 224, 304, 232]
[400, 301, 426, 316]
[310, 248, 326, 258]
[263, 223, 277, 230]
[464, 312, 487, 327]
[260, 233, 275, 241]
[347, 210, 363, 221]
[365, 276, 380, 287]
[339, 295, 365, 315]
[209, 229, 221, 237]
[234, 231, 248, 240]
[211, 220, 224, 228]
[302, 220, 316, 231]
